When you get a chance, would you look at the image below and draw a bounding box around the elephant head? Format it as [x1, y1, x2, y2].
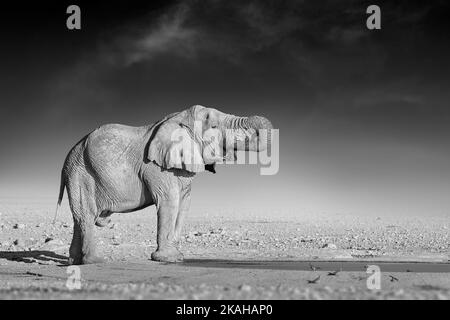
[147, 105, 273, 173]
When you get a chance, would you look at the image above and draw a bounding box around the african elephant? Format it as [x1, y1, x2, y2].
[54, 105, 273, 265]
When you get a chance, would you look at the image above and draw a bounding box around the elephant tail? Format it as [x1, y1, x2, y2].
[52, 171, 66, 224]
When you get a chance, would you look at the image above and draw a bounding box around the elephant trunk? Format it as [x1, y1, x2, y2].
[225, 115, 273, 152]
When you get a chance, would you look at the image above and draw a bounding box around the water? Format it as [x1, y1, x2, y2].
[183, 259, 450, 273]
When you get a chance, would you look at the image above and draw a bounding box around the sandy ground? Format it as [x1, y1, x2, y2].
[0, 199, 449, 299]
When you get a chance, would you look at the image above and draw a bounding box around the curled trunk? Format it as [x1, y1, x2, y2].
[224, 115, 273, 152]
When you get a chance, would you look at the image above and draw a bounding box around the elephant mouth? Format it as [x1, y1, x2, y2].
[222, 144, 238, 162]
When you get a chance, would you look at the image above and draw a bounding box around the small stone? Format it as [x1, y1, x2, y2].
[43, 239, 64, 246]
[238, 284, 252, 292]
[13, 239, 22, 246]
[45, 237, 53, 243]
[13, 223, 25, 229]
[322, 243, 338, 249]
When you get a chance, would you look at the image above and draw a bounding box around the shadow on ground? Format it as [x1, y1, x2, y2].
[0, 251, 68, 265]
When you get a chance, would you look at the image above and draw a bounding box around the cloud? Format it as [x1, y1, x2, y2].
[99, 0, 308, 66]
[45, 0, 450, 120]
[117, 4, 198, 65]
[98, 0, 433, 78]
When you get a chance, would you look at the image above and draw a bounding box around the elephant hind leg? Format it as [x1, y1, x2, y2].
[69, 220, 105, 265]
[69, 218, 82, 265]
[69, 209, 105, 265]
[67, 179, 105, 265]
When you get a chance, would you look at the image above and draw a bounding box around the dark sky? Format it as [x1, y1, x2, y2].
[1, 0, 449, 216]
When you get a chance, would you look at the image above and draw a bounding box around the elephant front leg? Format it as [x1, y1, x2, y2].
[151, 199, 184, 263]
[174, 187, 191, 242]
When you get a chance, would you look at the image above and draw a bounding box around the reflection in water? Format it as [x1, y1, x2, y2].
[182, 259, 450, 273]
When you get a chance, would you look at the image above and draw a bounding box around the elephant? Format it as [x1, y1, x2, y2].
[54, 105, 273, 265]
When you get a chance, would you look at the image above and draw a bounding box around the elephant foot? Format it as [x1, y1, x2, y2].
[82, 254, 106, 265]
[95, 217, 111, 228]
[68, 256, 82, 265]
[69, 254, 105, 265]
[151, 248, 184, 263]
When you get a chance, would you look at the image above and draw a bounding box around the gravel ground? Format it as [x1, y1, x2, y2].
[0, 199, 449, 299]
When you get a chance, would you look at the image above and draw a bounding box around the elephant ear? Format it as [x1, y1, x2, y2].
[148, 121, 205, 173]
